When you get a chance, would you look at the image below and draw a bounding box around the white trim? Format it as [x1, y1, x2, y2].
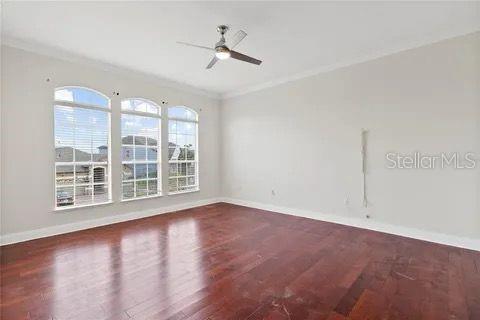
[222, 29, 480, 99]
[121, 194, 163, 202]
[3, 198, 479, 251]
[2, 37, 220, 100]
[167, 117, 198, 123]
[55, 100, 110, 112]
[219, 197, 480, 252]
[168, 188, 200, 196]
[0, 198, 221, 246]
[54, 200, 113, 212]
[4, 30, 479, 100]
[121, 109, 162, 119]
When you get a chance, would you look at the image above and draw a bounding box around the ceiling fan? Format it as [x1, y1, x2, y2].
[177, 25, 262, 69]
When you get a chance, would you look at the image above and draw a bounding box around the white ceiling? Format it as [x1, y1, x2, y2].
[3, 1, 480, 97]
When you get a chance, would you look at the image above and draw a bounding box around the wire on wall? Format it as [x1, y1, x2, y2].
[361, 129, 368, 208]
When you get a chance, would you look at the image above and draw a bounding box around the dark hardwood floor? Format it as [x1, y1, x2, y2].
[1, 203, 479, 320]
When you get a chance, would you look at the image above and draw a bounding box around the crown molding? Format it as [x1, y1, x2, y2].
[2, 36, 221, 100]
[221, 28, 480, 100]
[3, 28, 479, 102]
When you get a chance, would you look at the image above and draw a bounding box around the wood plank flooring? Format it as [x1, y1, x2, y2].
[1, 202, 479, 320]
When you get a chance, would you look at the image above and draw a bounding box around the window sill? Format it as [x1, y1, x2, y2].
[121, 194, 163, 203]
[54, 200, 113, 212]
[168, 188, 200, 196]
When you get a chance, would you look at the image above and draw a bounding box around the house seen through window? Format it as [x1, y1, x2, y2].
[54, 87, 111, 208]
[168, 106, 199, 193]
[54, 88, 199, 208]
[121, 98, 161, 200]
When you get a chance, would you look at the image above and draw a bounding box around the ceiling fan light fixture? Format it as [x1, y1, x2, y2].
[177, 25, 262, 69]
[215, 46, 231, 60]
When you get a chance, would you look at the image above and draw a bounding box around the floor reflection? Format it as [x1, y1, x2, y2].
[52, 241, 112, 318]
[52, 216, 206, 318]
[4, 204, 478, 320]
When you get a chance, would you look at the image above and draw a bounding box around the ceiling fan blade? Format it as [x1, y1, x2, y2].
[177, 41, 214, 51]
[206, 56, 219, 69]
[229, 30, 247, 49]
[230, 50, 262, 65]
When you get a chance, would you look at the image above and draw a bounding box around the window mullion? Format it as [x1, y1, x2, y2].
[90, 118, 94, 204]
[133, 137, 137, 197]
[72, 112, 77, 205]
[121, 100, 162, 200]
[54, 87, 111, 209]
[167, 108, 198, 194]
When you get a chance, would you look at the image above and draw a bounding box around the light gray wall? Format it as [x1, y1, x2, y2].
[1, 46, 221, 235]
[221, 32, 480, 239]
[2, 33, 480, 241]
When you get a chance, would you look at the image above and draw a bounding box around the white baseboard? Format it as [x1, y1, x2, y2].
[3, 197, 479, 251]
[219, 197, 480, 252]
[0, 198, 221, 246]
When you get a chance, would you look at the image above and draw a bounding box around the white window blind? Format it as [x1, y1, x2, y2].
[121, 99, 161, 200]
[168, 106, 198, 194]
[54, 87, 111, 208]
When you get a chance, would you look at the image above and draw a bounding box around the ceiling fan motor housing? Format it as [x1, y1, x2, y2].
[217, 25, 229, 35]
[215, 25, 229, 49]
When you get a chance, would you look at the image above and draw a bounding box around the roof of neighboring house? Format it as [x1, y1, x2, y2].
[122, 135, 158, 146]
[55, 146, 108, 164]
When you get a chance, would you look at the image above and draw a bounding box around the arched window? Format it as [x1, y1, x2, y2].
[55, 87, 109, 108]
[121, 98, 161, 200]
[54, 86, 111, 209]
[168, 106, 198, 194]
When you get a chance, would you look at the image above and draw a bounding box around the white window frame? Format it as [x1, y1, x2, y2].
[121, 98, 162, 201]
[54, 86, 112, 210]
[168, 106, 199, 195]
